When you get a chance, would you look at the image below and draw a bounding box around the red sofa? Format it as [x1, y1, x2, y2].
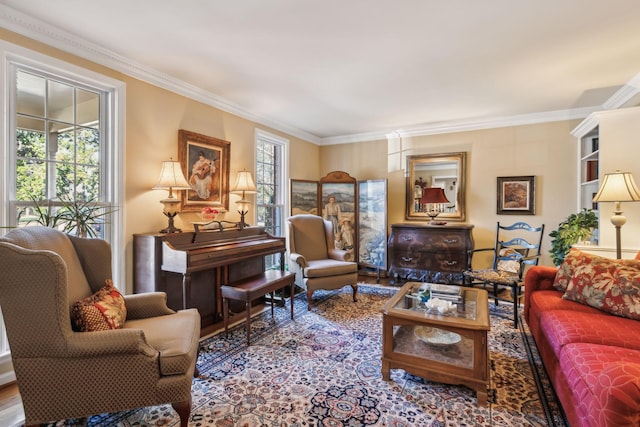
[524, 263, 640, 427]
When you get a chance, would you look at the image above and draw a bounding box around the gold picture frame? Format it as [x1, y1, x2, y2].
[178, 129, 230, 212]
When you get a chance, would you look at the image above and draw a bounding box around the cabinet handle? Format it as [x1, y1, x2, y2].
[444, 260, 458, 266]
[401, 257, 413, 262]
[402, 236, 413, 241]
[443, 238, 458, 244]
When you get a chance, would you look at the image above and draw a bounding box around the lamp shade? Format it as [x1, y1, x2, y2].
[231, 170, 257, 195]
[592, 171, 640, 203]
[421, 187, 450, 204]
[152, 159, 191, 190]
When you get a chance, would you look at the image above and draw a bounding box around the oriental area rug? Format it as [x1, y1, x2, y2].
[47, 284, 567, 427]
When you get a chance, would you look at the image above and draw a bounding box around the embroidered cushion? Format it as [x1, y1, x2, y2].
[496, 248, 523, 273]
[553, 248, 640, 292]
[562, 257, 640, 320]
[71, 279, 127, 331]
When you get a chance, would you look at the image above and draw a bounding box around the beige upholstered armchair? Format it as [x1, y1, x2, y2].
[286, 214, 358, 310]
[0, 227, 200, 427]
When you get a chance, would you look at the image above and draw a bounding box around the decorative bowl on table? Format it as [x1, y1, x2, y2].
[414, 326, 461, 346]
[199, 208, 220, 222]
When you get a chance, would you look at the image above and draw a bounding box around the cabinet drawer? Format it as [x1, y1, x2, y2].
[430, 252, 468, 273]
[392, 229, 468, 251]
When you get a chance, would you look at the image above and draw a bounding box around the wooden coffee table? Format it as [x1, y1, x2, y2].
[381, 282, 490, 405]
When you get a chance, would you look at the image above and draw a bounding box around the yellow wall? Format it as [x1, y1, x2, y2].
[320, 121, 579, 266]
[2, 28, 589, 279]
[1, 30, 319, 292]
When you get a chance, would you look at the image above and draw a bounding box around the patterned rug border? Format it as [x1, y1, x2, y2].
[517, 313, 568, 427]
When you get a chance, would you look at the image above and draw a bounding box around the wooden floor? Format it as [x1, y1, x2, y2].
[0, 273, 389, 425]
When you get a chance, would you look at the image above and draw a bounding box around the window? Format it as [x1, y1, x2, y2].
[255, 129, 288, 268]
[14, 68, 109, 236]
[1, 43, 125, 359]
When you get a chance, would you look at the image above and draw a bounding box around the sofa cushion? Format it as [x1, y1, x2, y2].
[553, 248, 640, 292]
[540, 310, 640, 360]
[527, 290, 600, 332]
[124, 308, 200, 376]
[563, 259, 640, 320]
[560, 343, 640, 427]
[70, 280, 127, 332]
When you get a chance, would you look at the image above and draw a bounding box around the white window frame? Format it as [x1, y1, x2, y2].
[0, 41, 125, 368]
[255, 129, 289, 238]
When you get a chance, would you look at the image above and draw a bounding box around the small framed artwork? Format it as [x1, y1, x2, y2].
[497, 175, 536, 215]
[178, 129, 230, 212]
[290, 179, 319, 216]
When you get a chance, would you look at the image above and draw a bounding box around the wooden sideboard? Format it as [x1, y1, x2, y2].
[387, 223, 474, 284]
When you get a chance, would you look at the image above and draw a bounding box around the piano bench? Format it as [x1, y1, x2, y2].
[221, 270, 296, 345]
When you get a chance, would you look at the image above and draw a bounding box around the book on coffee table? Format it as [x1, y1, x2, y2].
[428, 284, 464, 304]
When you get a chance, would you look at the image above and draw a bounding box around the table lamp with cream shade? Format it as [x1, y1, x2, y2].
[152, 158, 192, 233]
[592, 170, 640, 259]
[231, 169, 256, 229]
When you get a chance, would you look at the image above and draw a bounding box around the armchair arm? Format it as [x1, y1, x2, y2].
[328, 248, 353, 262]
[289, 252, 308, 268]
[66, 328, 157, 358]
[124, 292, 175, 320]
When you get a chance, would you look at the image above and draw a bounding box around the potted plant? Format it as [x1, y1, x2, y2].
[549, 208, 599, 266]
[28, 196, 116, 238]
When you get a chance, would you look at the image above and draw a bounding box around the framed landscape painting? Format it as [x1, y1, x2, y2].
[290, 179, 319, 215]
[497, 175, 536, 215]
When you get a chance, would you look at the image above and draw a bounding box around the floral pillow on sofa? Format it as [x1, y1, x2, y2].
[562, 252, 640, 320]
[553, 248, 640, 291]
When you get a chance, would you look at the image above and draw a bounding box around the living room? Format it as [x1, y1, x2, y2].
[2, 2, 640, 426]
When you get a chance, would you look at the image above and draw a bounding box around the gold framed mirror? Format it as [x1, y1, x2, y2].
[406, 152, 467, 222]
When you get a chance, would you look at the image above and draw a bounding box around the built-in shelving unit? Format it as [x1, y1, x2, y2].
[578, 126, 600, 212]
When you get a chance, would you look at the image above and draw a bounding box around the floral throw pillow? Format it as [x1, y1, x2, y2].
[71, 279, 127, 332]
[562, 258, 640, 320]
[553, 248, 640, 292]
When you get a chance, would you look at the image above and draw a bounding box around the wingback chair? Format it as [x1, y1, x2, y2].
[0, 227, 200, 427]
[286, 214, 358, 310]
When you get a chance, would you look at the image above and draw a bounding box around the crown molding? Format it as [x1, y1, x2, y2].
[1, 5, 633, 148]
[322, 107, 596, 145]
[0, 5, 321, 145]
[603, 72, 640, 110]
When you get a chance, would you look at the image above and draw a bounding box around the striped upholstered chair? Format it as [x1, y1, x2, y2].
[0, 227, 200, 427]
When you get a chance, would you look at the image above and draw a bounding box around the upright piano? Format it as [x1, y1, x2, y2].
[133, 226, 286, 327]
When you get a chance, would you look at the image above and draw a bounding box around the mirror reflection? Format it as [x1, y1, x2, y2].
[406, 152, 466, 222]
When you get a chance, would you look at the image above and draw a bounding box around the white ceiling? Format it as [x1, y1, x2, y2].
[2, 1, 640, 144]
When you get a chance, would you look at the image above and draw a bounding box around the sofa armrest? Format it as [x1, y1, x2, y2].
[328, 248, 353, 262]
[124, 292, 175, 320]
[523, 265, 558, 321]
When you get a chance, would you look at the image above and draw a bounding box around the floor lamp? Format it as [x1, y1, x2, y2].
[592, 170, 640, 259]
